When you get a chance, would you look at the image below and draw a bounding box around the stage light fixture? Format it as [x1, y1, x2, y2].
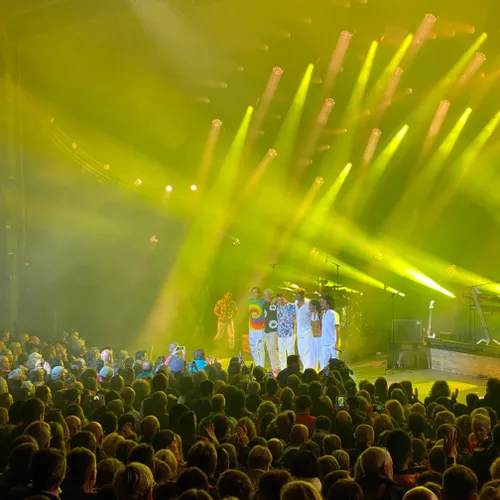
[103, 164, 110, 170]
[134, 179, 142, 186]
[190, 184, 198, 191]
[165, 185, 173, 192]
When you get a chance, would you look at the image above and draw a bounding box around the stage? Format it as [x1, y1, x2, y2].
[349, 354, 487, 403]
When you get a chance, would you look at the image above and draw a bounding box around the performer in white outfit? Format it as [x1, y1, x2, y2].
[320, 293, 340, 369]
[309, 299, 322, 371]
[295, 289, 313, 370]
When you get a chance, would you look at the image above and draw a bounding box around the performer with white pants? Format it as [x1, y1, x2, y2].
[276, 294, 296, 370]
[295, 289, 313, 370]
[309, 299, 323, 371]
[248, 287, 266, 367]
[320, 293, 340, 369]
[263, 289, 280, 371]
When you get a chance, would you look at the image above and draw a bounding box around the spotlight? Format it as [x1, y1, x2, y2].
[190, 184, 198, 192]
[212, 119, 223, 127]
[273, 66, 284, 76]
[165, 185, 173, 192]
[103, 164, 110, 171]
[149, 235, 158, 244]
[134, 179, 142, 186]
[268, 148, 278, 157]
[71, 143, 77, 150]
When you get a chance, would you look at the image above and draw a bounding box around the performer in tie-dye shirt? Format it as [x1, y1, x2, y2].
[248, 287, 266, 367]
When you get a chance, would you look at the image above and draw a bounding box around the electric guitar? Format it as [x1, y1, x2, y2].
[427, 300, 435, 338]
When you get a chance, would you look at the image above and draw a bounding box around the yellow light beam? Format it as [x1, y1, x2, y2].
[301, 162, 352, 239]
[274, 176, 325, 257]
[321, 213, 456, 298]
[273, 63, 314, 170]
[289, 239, 404, 295]
[247, 66, 284, 149]
[141, 106, 254, 349]
[366, 34, 414, 113]
[322, 41, 378, 174]
[424, 110, 500, 227]
[421, 100, 451, 158]
[411, 33, 487, 131]
[384, 237, 500, 295]
[323, 31, 353, 93]
[387, 107, 472, 233]
[296, 98, 335, 174]
[353, 124, 409, 217]
[197, 119, 222, 188]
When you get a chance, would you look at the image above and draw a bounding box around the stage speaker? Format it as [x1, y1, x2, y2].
[387, 342, 430, 370]
[393, 319, 423, 343]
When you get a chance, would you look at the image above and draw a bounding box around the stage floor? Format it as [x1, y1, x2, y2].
[349, 355, 487, 404]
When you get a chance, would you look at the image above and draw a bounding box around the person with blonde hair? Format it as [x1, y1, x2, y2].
[386, 400, 406, 426]
[280, 480, 321, 500]
[114, 462, 154, 500]
[155, 449, 178, 477]
[103, 432, 125, 458]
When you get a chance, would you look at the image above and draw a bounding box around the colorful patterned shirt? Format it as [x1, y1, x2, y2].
[215, 298, 237, 321]
[277, 302, 296, 338]
[249, 298, 266, 331]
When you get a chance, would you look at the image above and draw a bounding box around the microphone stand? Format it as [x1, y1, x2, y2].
[325, 258, 340, 295]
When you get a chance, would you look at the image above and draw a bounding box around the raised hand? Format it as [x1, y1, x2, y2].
[443, 427, 457, 459]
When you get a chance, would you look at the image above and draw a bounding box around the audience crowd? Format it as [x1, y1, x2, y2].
[0, 330, 499, 500]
